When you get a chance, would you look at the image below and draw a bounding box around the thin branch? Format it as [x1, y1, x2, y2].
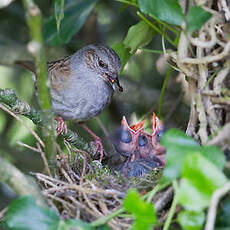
[205, 182, 230, 230]
[0, 103, 44, 147]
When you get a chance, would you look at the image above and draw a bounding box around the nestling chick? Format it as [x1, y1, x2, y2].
[113, 113, 166, 177]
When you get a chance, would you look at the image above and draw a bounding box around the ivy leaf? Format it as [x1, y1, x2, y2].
[178, 178, 210, 211]
[161, 129, 198, 181]
[5, 196, 96, 230]
[5, 196, 59, 230]
[123, 21, 155, 53]
[112, 42, 132, 73]
[199, 145, 225, 170]
[182, 153, 227, 197]
[177, 210, 205, 230]
[161, 129, 226, 182]
[124, 189, 157, 230]
[138, 0, 184, 26]
[44, 0, 98, 45]
[186, 6, 212, 32]
[178, 153, 227, 211]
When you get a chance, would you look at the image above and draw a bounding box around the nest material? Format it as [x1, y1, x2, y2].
[167, 3, 230, 147]
[34, 149, 163, 230]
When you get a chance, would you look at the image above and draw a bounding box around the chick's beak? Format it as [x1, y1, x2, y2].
[104, 72, 123, 92]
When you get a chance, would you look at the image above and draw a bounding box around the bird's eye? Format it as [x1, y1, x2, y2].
[138, 135, 148, 147]
[99, 60, 105, 68]
[120, 129, 132, 143]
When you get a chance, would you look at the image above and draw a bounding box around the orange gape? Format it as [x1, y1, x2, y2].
[114, 113, 166, 177]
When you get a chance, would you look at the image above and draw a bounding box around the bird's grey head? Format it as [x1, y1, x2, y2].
[76, 44, 123, 92]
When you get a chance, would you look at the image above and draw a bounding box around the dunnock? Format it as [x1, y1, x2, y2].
[16, 44, 123, 161]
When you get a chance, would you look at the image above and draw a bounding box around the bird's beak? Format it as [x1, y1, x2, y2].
[104, 72, 123, 92]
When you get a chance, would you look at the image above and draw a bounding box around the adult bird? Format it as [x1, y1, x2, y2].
[16, 44, 123, 161]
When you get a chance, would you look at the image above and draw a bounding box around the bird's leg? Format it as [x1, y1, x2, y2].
[80, 123, 105, 162]
[55, 116, 68, 136]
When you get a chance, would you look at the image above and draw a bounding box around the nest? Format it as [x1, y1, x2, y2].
[167, 4, 230, 147]
[33, 147, 164, 230]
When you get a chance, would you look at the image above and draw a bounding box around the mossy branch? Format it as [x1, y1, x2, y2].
[22, 0, 56, 160]
[0, 88, 93, 153]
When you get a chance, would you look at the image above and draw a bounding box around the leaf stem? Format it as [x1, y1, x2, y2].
[90, 208, 125, 227]
[115, 0, 138, 8]
[137, 11, 176, 47]
[158, 68, 172, 118]
[140, 48, 164, 54]
[146, 181, 171, 203]
[163, 180, 179, 230]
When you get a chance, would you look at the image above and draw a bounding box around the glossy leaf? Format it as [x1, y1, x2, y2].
[112, 42, 132, 73]
[5, 196, 59, 230]
[178, 178, 209, 211]
[161, 129, 198, 148]
[5, 196, 96, 230]
[44, 0, 98, 45]
[177, 210, 205, 230]
[161, 129, 198, 181]
[161, 129, 226, 182]
[138, 0, 184, 26]
[124, 189, 157, 230]
[178, 153, 227, 211]
[200, 145, 225, 170]
[123, 21, 155, 53]
[182, 153, 227, 194]
[186, 6, 212, 32]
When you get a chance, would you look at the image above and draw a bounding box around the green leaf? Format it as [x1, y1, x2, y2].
[123, 21, 155, 53]
[177, 210, 205, 230]
[5, 196, 97, 230]
[161, 129, 199, 181]
[138, 0, 184, 26]
[55, 0, 65, 33]
[178, 153, 227, 211]
[161, 129, 198, 148]
[5, 196, 60, 230]
[182, 153, 227, 194]
[124, 189, 157, 230]
[112, 42, 132, 73]
[44, 0, 98, 45]
[186, 6, 212, 32]
[161, 129, 226, 182]
[200, 145, 225, 170]
[178, 178, 210, 211]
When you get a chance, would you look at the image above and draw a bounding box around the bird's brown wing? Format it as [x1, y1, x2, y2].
[15, 56, 71, 91]
[47, 56, 71, 91]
